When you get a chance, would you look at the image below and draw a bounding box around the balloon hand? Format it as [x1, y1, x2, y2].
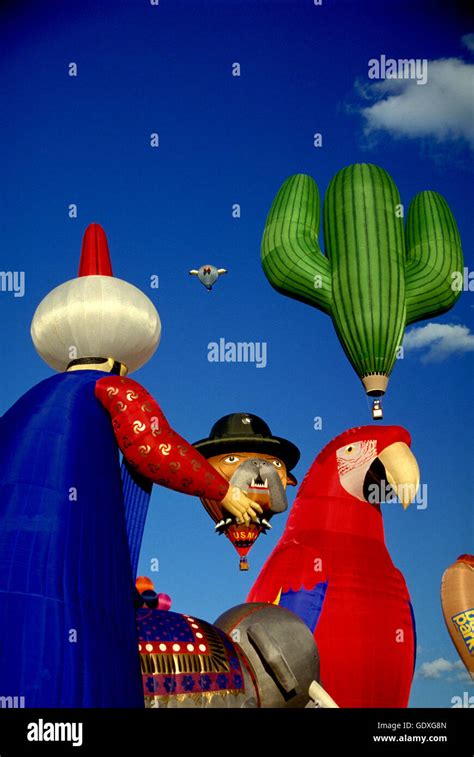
[220, 486, 263, 525]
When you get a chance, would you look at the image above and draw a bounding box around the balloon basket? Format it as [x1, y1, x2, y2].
[239, 557, 249, 571]
[372, 399, 383, 420]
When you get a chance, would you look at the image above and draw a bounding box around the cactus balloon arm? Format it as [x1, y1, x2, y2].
[405, 191, 463, 325]
[261, 174, 332, 314]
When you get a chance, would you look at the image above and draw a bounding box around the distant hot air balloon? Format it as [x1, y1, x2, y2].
[441, 555, 474, 680]
[220, 521, 261, 571]
[189, 264, 227, 290]
[136, 576, 155, 595]
[261, 164, 463, 419]
[135, 577, 172, 611]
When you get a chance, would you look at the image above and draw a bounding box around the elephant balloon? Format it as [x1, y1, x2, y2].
[135, 586, 330, 709]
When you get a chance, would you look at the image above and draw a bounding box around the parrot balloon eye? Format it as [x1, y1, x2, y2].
[338, 442, 363, 463]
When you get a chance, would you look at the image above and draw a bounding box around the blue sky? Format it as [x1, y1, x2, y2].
[0, 0, 472, 707]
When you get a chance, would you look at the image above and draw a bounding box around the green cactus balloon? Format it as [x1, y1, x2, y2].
[262, 163, 463, 401]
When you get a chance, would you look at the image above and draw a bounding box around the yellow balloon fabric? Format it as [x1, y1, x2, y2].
[441, 555, 474, 680]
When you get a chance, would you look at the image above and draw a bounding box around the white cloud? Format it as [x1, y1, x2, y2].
[403, 323, 474, 362]
[357, 55, 474, 148]
[447, 667, 474, 684]
[418, 658, 462, 679]
[462, 33, 474, 52]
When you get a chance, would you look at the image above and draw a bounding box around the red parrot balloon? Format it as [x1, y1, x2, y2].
[247, 425, 420, 708]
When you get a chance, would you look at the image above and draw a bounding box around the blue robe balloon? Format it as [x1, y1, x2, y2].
[0, 370, 143, 707]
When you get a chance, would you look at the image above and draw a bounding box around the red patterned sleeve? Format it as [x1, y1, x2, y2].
[95, 376, 229, 501]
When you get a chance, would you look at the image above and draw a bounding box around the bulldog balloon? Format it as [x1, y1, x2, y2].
[193, 413, 300, 570]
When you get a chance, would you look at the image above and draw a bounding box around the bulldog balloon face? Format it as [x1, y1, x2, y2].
[207, 451, 296, 514]
[201, 453, 297, 567]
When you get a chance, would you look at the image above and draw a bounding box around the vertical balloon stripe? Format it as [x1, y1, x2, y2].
[122, 460, 153, 578]
[360, 166, 377, 372]
[374, 165, 392, 371]
[366, 171, 383, 376]
[381, 164, 405, 375]
[375, 164, 405, 375]
[355, 165, 374, 375]
[346, 165, 369, 372]
[325, 167, 362, 374]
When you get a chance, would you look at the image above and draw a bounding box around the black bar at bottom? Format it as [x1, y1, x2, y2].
[0, 707, 471, 754]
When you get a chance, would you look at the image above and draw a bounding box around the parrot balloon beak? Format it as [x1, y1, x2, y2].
[377, 442, 420, 509]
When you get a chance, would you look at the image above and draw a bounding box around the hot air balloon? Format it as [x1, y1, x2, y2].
[221, 521, 261, 571]
[214, 603, 327, 708]
[441, 555, 474, 680]
[136, 600, 328, 708]
[193, 413, 299, 570]
[135, 577, 172, 611]
[136, 576, 155, 595]
[248, 425, 421, 708]
[0, 224, 257, 707]
[189, 264, 227, 290]
[261, 164, 463, 419]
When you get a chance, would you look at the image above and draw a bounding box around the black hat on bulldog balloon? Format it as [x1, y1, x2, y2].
[193, 413, 300, 472]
